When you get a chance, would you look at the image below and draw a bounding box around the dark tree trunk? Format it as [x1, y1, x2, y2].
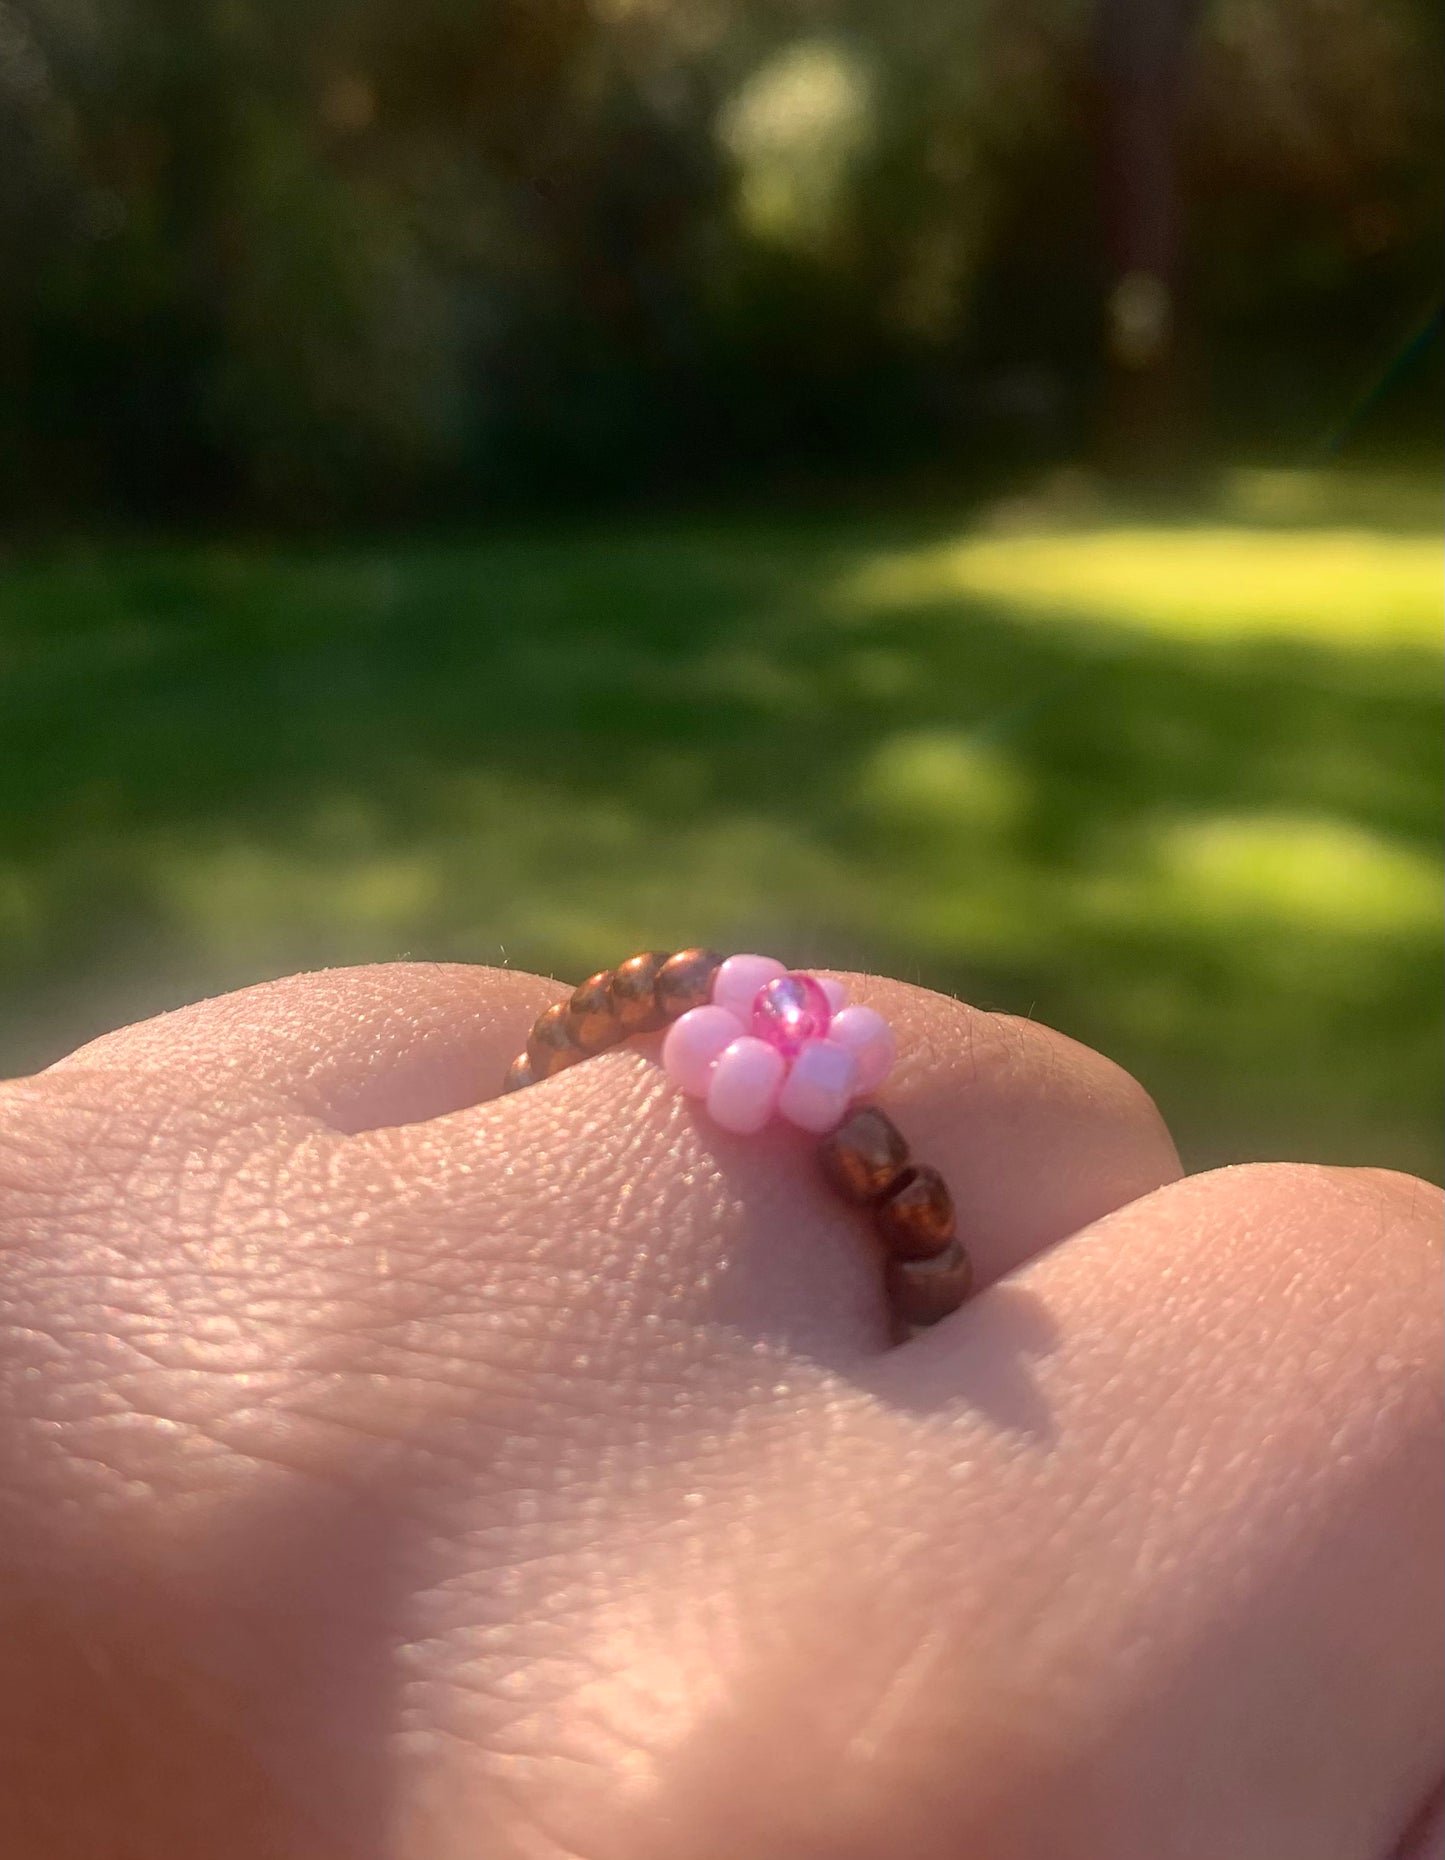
[1093, 0, 1205, 486]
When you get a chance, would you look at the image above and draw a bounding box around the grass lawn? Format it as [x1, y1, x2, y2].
[2, 467, 1440, 1176]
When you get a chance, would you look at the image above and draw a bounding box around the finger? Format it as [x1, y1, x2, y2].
[46, 963, 563, 1132]
[47, 965, 1179, 1285]
[841, 1164, 1445, 1860]
[361, 975, 1181, 1362]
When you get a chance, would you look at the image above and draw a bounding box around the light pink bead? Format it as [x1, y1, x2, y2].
[818, 977, 848, 1014]
[705, 1036, 786, 1134]
[826, 1005, 897, 1093]
[662, 1005, 744, 1097]
[711, 953, 787, 1023]
[776, 1038, 860, 1133]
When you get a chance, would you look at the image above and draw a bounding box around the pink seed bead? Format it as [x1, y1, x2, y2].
[662, 1005, 744, 1097]
[776, 1038, 860, 1133]
[705, 1036, 786, 1134]
[818, 977, 848, 1014]
[751, 971, 833, 1057]
[711, 953, 787, 1022]
[826, 1004, 897, 1093]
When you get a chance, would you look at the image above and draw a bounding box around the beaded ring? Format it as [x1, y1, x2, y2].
[502, 950, 973, 1333]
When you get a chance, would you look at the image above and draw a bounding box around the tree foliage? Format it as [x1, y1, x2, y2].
[0, 0, 1438, 519]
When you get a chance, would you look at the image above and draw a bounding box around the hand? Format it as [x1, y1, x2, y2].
[1, 965, 1440, 1860]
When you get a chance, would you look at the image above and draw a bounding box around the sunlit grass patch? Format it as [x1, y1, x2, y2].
[1139, 812, 1443, 938]
[839, 526, 1442, 649]
[854, 731, 1030, 838]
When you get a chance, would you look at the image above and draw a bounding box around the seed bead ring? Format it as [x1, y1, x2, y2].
[502, 950, 973, 1333]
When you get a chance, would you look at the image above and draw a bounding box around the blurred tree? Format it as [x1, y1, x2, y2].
[0, 0, 1439, 522]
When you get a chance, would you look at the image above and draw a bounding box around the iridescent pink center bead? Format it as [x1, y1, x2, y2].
[751, 972, 833, 1058]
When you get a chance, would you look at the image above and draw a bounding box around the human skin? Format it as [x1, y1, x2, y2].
[0, 963, 1440, 1860]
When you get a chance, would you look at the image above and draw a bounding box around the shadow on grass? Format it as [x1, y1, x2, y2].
[1, 506, 1440, 1174]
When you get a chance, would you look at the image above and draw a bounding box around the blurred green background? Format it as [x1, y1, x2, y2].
[1, 0, 1441, 1174]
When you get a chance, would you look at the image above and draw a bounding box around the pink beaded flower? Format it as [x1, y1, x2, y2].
[661, 954, 896, 1136]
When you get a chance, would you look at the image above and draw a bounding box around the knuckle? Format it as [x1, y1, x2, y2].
[1003, 1012, 1173, 1143]
[1181, 1162, 1444, 1338]
[1345, 1165, 1445, 1232]
[1, 1067, 207, 1208]
[1218, 1159, 1443, 1244]
[1, 1072, 161, 1212]
[866, 976, 1173, 1143]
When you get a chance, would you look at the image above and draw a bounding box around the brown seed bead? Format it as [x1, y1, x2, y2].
[566, 969, 622, 1054]
[502, 1051, 536, 1093]
[818, 1105, 911, 1205]
[525, 1001, 584, 1078]
[885, 1239, 974, 1327]
[608, 950, 671, 1034]
[655, 947, 725, 1020]
[874, 1164, 956, 1261]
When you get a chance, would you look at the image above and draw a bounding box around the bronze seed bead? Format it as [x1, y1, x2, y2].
[818, 1106, 912, 1205]
[608, 950, 671, 1034]
[566, 969, 622, 1054]
[655, 947, 725, 1020]
[525, 1001, 584, 1078]
[874, 1164, 956, 1261]
[502, 1051, 536, 1093]
[884, 1239, 974, 1327]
